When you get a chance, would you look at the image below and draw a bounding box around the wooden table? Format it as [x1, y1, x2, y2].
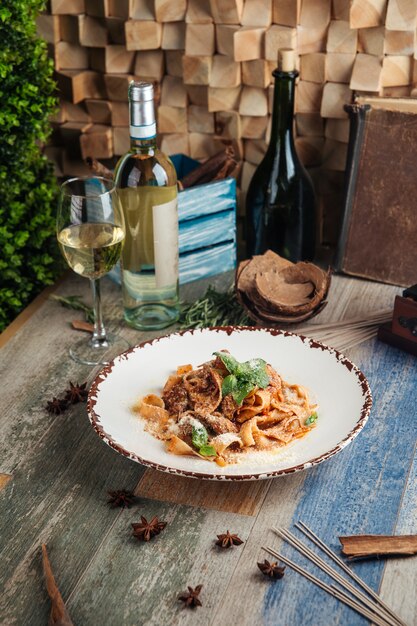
[1, 271, 416, 626]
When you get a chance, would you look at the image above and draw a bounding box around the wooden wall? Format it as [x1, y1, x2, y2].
[39, 0, 417, 249]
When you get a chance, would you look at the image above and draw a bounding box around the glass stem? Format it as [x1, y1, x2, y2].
[90, 279, 108, 348]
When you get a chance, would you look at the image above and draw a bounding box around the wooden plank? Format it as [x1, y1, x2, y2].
[134, 50, 165, 81]
[265, 24, 297, 61]
[36, 14, 60, 44]
[160, 76, 187, 107]
[189, 132, 224, 158]
[137, 469, 269, 515]
[272, 0, 300, 27]
[89, 45, 135, 73]
[154, 0, 186, 22]
[300, 53, 326, 83]
[350, 0, 387, 27]
[104, 73, 134, 101]
[188, 105, 215, 133]
[210, 55, 241, 88]
[185, 23, 215, 56]
[161, 21, 186, 49]
[160, 133, 190, 155]
[242, 59, 271, 88]
[113, 126, 130, 154]
[51, 0, 85, 14]
[239, 86, 269, 116]
[350, 53, 383, 92]
[125, 20, 162, 50]
[79, 14, 108, 46]
[296, 112, 324, 137]
[129, 0, 155, 20]
[215, 110, 241, 138]
[241, 115, 269, 139]
[186, 0, 213, 24]
[2, 273, 411, 626]
[326, 20, 358, 53]
[384, 29, 415, 53]
[165, 49, 183, 77]
[241, 0, 272, 27]
[297, 0, 331, 54]
[381, 54, 413, 85]
[320, 82, 351, 118]
[385, 0, 417, 31]
[296, 80, 323, 113]
[54, 42, 89, 71]
[157, 105, 188, 133]
[244, 138, 267, 164]
[80, 124, 113, 160]
[209, 0, 244, 24]
[325, 52, 356, 83]
[85, 99, 112, 124]
[208, 86, 241, 112]
[357, 25, 385, 54]
[183, 55, 212, 85]
[233, 27, 265, 62]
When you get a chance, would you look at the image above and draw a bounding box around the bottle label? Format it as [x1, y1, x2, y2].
[152, 197, 179, 289]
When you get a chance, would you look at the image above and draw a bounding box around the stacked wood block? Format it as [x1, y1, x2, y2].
[39, 0, 417, 248]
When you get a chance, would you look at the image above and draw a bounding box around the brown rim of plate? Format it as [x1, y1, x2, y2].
[87, 326, 373, 481]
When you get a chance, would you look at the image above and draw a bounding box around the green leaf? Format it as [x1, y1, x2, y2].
[233, 380, 256, 406]
[192, 424, 208, 449]
[213, 351, 240, 375]
[222, 374, 237, 397]
[237, 358, 270, 388]
[305, 412, 318, 426]
[199, 445, 216, 457]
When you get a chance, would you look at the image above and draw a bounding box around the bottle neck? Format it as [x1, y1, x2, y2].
[269, 69, 298, 148]
[129, 99, 157, 153]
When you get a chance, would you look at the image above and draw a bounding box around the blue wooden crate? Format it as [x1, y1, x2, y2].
[109, 154, 237, 285]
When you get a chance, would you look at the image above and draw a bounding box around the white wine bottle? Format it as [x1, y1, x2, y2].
[114, 81, 180, 330]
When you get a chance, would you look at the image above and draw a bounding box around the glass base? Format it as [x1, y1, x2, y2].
[69, 332, 130, 366]
[124, 303, 179, 331]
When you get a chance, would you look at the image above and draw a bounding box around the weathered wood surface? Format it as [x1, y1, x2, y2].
[1, 271, 416, 626]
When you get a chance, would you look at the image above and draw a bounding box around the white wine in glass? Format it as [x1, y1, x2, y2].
[57, 177, 129, 365]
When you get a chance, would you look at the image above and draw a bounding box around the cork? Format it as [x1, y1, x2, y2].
[278, 49, 295, 72]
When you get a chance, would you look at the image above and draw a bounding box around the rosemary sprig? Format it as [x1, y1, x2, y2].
[50, 295, 94, 324]
[179, 285, 254, 329]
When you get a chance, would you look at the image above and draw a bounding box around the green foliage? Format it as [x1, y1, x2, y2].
[0, 0, 61, 332]
[214, 351, 270, 406]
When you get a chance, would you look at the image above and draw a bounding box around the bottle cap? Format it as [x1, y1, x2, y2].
[128, 81, 156, 139]
[278, 49, 295, 72]
[128, 81, 154, 103]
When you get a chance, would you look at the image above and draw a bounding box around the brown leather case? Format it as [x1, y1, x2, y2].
[335, 102, 417, 287]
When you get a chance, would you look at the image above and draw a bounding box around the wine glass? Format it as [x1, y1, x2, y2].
[57, 176, 129, 365]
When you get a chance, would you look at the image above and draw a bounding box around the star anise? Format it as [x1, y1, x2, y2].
[107, 489, 136, 508]
[178, 585, 203, 608]
[257, 559, 286, 579]
[132, 515, 167, 541]
[65, 381, 88, 404]
[46, 397, 68, 415]
[215, 531, 244, 548]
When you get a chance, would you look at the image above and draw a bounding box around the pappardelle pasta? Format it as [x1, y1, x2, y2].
[133, 350, 318, 466]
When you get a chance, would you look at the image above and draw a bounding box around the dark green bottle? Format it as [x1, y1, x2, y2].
[246, 49, 316, 261]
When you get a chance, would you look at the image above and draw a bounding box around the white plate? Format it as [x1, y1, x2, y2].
[87, 327, 372, 481]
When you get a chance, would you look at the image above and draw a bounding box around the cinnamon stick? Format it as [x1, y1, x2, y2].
[339, 534, 417, 559]
[180, 147, 236, 188]
[85, 157, 114, 180]
[42, 544, 74, 626]
[71, 319, 94, 333]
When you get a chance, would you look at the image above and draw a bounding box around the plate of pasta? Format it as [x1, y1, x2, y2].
[88, 327, 372, 480]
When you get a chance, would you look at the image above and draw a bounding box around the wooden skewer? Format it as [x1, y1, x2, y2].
[273, 528, 404, 626]
[296, 522, 408, 626]
[263, 547, 393, 626]
[296, 310, 392, 333]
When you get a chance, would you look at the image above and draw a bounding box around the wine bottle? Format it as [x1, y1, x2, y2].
[57, 223, 124, 279]
[246, 49, 316, 262]
[114, 81, 180, 330]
